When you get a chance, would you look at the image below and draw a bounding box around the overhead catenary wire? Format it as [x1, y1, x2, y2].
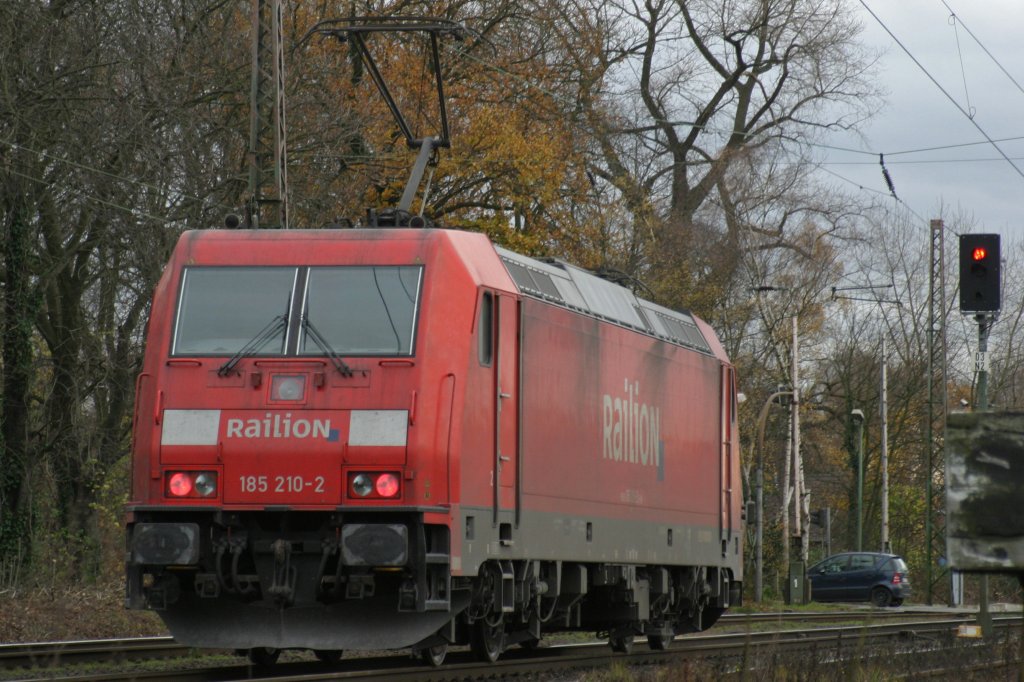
[0, 139, 228, 211]
[858, 0, 1024, 183]
[940, 0, 1024, 98]
[2, 13, 976, 238]
[332, 14, 963, 335]
[439, 32, 1012, 234]
[5, 166, 180, 225]
[444, 42, 1004, 219]
[824, 157, 1024, 165]
[948, 10, 975, 119]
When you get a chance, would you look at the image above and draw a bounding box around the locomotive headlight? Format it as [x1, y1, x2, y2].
[271, 374, 306, 401]
[351, 474, 374, 497]
[165, 471, 219, 499]
[194, 472, 217, 497]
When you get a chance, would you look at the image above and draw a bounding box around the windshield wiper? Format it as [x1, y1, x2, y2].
[217, 314, 289, 377]
[302, 316, 354, 377]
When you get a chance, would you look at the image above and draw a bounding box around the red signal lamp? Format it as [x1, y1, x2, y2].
[959, 233, 1001, 312]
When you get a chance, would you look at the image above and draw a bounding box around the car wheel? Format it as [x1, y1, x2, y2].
[871, 587, 892, 607]
[891, 598, 904, 607]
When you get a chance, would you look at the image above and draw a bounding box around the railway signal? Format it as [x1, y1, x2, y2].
[959, 234, 1001, 312]
[956, 232, 1001, 637]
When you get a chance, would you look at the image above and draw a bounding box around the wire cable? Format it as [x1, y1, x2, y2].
[858, 0, 1024, 182]
[6, 167, 179, 224]
[824, 156, 1024, 165]
[940, 0, 1024, 98]
[948, 11, 976, 119]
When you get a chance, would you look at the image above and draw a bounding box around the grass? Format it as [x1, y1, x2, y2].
[0, 580, 166, 644]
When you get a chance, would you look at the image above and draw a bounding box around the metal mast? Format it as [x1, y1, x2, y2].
[247, 0, 288, 229]
[925, 218, 948, 603]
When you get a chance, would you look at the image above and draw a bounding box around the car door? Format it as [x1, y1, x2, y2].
[839, 553, 881, 601]
[809, 555, 849, 600]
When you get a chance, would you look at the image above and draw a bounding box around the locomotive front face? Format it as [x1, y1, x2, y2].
[153, 264, 421, 511]
[125, 232, 468, 651]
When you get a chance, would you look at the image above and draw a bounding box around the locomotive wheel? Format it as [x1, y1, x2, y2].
[248, 647, 281, 666]
[647, 632, 674, 650]
[609, 634, 634, 654]
[314, 649, 344, 664]
[470, 619, 506, 663]
[701, 606, 726, 629]
[418, 643, 448, 667]
[519, 636, 541, 650]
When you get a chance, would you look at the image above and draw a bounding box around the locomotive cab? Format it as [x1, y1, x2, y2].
[126, 228, 497, 654]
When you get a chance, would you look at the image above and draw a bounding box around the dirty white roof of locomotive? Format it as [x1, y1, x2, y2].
[495, 246, 711, 355]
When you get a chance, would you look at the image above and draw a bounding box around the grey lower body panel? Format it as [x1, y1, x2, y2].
[457, 504, 742, 579]
[159, 591, 469, 650]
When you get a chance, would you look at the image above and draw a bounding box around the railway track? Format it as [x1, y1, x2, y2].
[0, 637, 190, 672]
[2, 608, 1014, 680]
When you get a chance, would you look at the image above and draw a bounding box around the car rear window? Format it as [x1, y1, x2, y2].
[881, 557, 908, 572]
[850, 554, 877, 570]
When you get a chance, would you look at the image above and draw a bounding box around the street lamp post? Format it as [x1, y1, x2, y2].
[851, 409, 865, 552]
[830, 286, 897, 556]
[755, 388, 793, 602]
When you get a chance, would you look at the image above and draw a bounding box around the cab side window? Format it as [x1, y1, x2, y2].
[478, 291, 493, 366]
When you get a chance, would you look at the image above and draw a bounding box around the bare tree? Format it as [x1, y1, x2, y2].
[0, 0, 257, 578]
[527, 0, 881, 318]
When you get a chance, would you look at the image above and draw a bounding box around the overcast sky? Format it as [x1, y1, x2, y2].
[821, 0, 1024, 239]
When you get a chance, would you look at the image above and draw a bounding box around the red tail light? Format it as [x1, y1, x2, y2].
[168, 472, 193, 497]
[891, 573, 903, 585]
[375, 473, 400, 497]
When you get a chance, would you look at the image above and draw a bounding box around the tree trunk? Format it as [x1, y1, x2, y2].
[0, 191, 35, 559]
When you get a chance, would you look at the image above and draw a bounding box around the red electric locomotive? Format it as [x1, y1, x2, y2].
[125, 226, 743, 665]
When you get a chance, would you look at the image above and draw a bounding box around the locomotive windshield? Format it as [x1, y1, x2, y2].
[171, 265, 422, 357]
[173, 267, 295, 355]
[303, 267, 421, 355]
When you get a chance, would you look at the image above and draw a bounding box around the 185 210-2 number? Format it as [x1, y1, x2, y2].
[239, 475, 326, 494]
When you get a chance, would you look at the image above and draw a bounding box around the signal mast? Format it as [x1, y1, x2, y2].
[247, 0, 289, 229]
